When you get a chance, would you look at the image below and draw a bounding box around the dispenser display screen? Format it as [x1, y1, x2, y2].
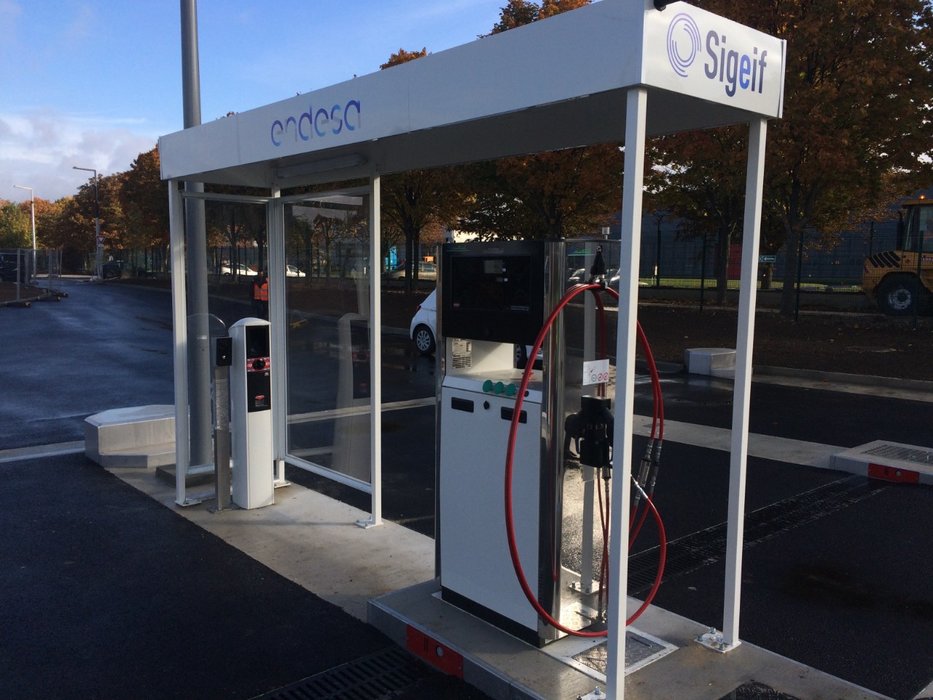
[442, 241, 545, 345]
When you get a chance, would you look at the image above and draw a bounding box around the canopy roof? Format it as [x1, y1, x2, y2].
[159, 0, 784, 189]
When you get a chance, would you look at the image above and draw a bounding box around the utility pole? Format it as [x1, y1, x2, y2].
[181, 0, 213, 469]
[72, 167, 101, 278]
[12, 184, 36, 282]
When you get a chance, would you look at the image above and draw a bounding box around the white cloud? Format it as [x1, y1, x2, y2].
[0, 109, 158, 202]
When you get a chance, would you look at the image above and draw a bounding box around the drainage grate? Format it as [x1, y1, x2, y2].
[862, 442, 933, 466]
[628, 476, 885, 594]
[255, 646, 425, 700]
[571, 631, 671, 675]
[718, 681, 800, 699]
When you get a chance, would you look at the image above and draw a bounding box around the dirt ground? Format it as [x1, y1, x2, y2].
[4, 280, 930, 382]
[636, 303, 932, 382]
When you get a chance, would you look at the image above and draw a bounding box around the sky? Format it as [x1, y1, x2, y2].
[1, 0, 507, 203]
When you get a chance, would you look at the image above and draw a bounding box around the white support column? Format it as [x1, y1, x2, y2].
[722, 118, 769, 648]
[267, 191, 288, 485]
[605, 87, 648, 700]
[361, 176, 383, 527]
[168, 180, 191, 505]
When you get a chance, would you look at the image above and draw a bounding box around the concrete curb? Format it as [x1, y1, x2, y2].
[755, 365, 933, 394]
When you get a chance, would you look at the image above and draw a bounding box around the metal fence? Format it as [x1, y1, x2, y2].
[0, 248, 64, 284]
[101, 214, 899, 291]
[628, 217, 897, 289]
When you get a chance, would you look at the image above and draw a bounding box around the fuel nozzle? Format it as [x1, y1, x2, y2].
[576, 395, 613, 470]
[588, 246, 607, 286]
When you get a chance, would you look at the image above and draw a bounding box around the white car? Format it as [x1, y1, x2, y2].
[385, 261, 438, 281]
[220, 262, 257, 276]
[286, 264, 306, 277]
[409, 289, 437, 355]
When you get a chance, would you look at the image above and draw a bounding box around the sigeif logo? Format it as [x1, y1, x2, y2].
[667, 13, 701, 78]
[666, 12, 769, 98]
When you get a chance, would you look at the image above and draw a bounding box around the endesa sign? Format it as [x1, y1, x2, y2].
[645, 5, 785, 118]
[269, 99, 361, 147]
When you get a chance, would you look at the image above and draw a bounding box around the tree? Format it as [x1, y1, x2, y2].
[120, 148, 169, 252]
[461, 146, 623, 240]
[461, 0, 623, 241]
[0, 200, 30, 248]
[490, 0, 587, 31]
[651, 0, 933, 315]
[380, 48, 468, 291]
[647, 128, 750, 303]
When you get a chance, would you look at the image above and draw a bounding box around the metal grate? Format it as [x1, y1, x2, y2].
[719, 681, 800, 699]
[572, 631, 670, 675]
[628, 476, 885, 594]
[255, 646, 425, 700]
[862, 443, 933, 465]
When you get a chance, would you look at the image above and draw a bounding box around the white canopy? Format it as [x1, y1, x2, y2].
[160, 0, 784, 188]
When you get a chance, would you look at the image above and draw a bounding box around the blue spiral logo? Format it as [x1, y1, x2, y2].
[667, 13, 701, 78]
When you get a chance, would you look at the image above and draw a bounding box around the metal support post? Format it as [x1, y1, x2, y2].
[721, 118, 768, 649]
[606, 87, 648, 700]
[358, 176, 383, 528]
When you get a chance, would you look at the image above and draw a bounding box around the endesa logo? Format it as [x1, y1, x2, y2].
[666, 13, 769, 98]
[270, 99, 361, 147]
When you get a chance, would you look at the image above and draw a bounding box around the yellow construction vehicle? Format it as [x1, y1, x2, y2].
[862, 195, 933, 315]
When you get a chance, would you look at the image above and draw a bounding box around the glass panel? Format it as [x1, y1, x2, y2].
[284, 191, 372, 485]
[918, 205, 933, 252]
[178, 198, 267, 469]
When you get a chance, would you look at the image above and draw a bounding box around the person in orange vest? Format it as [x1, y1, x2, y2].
[252, 270, 269, 319]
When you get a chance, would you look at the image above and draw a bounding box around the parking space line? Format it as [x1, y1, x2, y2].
[633, 415, 843, 470]
[0, 441, 85, 464]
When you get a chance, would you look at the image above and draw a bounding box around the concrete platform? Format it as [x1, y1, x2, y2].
[831, 439, 933, 485]
[84, 404, 175, 468]
[369, 579, 886, 700]
[103, 459, 889, 700]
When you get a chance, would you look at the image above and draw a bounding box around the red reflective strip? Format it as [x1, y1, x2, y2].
[867, 463, 920, 484]
[405, 626, 463, 678]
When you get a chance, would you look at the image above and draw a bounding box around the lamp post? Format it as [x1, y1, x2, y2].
[72, 166, 101, 278]
[12, 184, 36, 283]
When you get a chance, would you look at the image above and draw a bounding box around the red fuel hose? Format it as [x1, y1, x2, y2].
[504, 283, 667, 636]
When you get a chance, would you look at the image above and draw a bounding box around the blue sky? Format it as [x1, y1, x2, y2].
[1, 0, 507, 202]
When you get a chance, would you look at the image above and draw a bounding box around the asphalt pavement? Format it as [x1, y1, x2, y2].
[1, 278, 931, 699]
[0, 279, 486, 700]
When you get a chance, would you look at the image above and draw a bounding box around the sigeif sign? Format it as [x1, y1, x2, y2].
[645, 4, 785, 118]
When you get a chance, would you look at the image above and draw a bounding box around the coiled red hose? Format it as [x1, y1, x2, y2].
[503, 282, 667, 636]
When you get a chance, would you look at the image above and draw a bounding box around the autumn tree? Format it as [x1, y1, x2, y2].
[646, 128, 751, 303]
[0, 200, 30, 248]
[380, 48, 468, 291]
[651, 0, 933, 315]
[120, 148, 169, 256]
[461, 0, 623, 241]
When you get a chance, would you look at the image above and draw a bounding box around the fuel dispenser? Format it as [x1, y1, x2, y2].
[229, 318, 274, 509]
[438, 241, 667, 648]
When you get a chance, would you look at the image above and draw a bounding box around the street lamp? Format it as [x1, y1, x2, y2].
[73, 165, 101, 278]
[12, 184, 36, 282]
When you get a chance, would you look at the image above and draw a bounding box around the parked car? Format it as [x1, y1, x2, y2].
[285, 264, 306, 277]
[409, 289, 437, 355]
[567, 267, 587, 285]
[385, 261, 437, 281]
[221, 262, 257, 276]
[101, 260, 124, 279]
